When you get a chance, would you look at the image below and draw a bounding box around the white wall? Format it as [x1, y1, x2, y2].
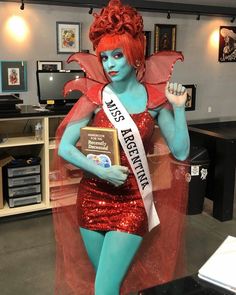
[0, 2, 235, 121]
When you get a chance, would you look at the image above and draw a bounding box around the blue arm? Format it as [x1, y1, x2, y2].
[58, 117, 101, 175]
[156, 105, 190, 161]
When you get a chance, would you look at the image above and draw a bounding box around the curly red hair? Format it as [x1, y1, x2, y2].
[89, 0, 145, 68]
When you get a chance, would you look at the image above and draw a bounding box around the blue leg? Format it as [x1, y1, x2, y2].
[80, 227, 105, 271]
[95, 231, 142, 295]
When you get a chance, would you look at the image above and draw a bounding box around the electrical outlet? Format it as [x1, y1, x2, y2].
[208, 106, 212, 113]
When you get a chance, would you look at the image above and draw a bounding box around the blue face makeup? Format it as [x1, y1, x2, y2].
[100, 48, 134, 82]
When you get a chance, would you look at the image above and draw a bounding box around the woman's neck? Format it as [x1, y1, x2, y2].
[109, 69, 139, 94]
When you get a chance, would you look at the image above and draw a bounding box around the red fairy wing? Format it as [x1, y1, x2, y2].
[142, 51, 184, 84]
[63, 77, 102, 97]
[64, 77, 88, 97]
[64, 77, 104, 106]
[67, 52, 109, 84]
[145, 83, 166, 109]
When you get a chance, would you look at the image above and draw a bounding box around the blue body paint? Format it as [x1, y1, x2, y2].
[58, 48, 189, 295]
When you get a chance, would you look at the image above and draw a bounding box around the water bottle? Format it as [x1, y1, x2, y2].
[35, 122, 43, 141]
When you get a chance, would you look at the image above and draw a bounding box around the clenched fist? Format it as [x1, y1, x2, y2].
[165, 82, 187, 107]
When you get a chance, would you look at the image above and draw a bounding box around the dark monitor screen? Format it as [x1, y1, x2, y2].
[36, 70, 85, 105]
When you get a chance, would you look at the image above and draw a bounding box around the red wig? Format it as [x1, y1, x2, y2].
[89, 0, 145, 68]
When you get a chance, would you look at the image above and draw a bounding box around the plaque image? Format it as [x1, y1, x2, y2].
[80, 127, 120, 167]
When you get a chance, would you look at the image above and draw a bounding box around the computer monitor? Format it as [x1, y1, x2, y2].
[36, 70, 85, 110]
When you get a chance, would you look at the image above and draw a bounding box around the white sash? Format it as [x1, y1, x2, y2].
[102, 86, 160, 231]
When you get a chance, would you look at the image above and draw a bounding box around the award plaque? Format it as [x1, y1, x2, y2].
[80, 127, 120, 167]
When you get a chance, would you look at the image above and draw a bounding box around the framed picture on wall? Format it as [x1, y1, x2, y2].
[37, 60, 63, 71]
[56, 22, 81, 54]
[154, 24, 176, 52]
[0, 61, 27, 92]
[219, 26, 236, 62]
[144, 31, 152, 58]
[184, 84, 196, 111]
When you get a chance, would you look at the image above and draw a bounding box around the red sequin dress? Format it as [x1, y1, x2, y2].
[53, 52, 188, 294]
[77, 109, 155, 237]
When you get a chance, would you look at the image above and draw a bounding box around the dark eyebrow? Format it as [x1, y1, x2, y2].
[112, 49, 122, 54]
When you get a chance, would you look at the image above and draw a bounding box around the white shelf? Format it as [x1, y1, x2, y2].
[50, 177, 81, 188]
[49, 138, 56, 149]
[0, 136, 44, 148]
[49, 143, 56, 150]
[50, 195, 76, 207]
[0, 201, 50, 217]
[0, 116, 64, 218]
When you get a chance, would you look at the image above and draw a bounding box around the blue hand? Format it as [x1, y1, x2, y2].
[58, 117, 129, 186]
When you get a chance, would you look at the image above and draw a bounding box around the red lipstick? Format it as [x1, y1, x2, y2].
[108, 71, 118, 76]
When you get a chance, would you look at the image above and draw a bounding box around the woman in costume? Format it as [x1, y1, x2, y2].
[56, 0, 189, 294]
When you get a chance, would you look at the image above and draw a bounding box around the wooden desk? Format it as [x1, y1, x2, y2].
[189, 121, 236, 221]
[140, 275, 234, 294]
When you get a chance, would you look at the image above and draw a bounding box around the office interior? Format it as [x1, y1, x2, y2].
[0, 0, 236, 294]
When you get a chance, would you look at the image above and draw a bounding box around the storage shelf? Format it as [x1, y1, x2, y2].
[50, 177, 81, 188]
[50, 195, 76, 207]
[49, 138, 56, 150]
[48, 143, 56, 150]
[0, 115, 76, 218]
[0, 201, 50, 217]
[0, 136, 44, 148]
[49, 144, 56, 150]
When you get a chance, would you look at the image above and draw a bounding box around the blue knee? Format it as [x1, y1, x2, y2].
[95, 275, 121, 295]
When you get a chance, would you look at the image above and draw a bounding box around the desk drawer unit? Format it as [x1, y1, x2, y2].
[7, 165, 41, 177]
[8, 194, 42, 208]
[3, 160, 42, 208]
[8, 184, 41, 198]
[8, 174, 41, 187]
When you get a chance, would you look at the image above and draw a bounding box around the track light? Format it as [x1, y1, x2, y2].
[20, 0, 24, 10]
[88, 7, 93, 14]
[167, 11, 171, 19]
[196, 14, 201, 20]
[231, 16, 235, 23]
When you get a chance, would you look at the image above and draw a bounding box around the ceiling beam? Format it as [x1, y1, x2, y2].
[1, 0, 236, 18]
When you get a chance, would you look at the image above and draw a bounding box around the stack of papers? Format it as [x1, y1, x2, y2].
[198, 235, 236, 293]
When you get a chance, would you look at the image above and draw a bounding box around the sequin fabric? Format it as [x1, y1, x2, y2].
[77, 108, 155, 236]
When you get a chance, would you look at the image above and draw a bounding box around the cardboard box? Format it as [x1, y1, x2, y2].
[0, 155, 14, 209]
